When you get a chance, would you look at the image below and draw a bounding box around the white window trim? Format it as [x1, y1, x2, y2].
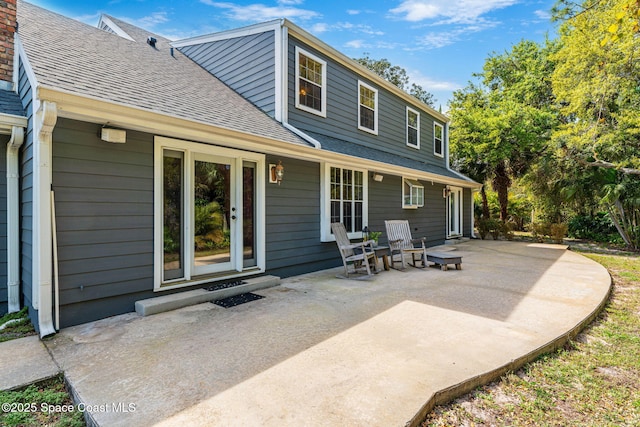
[406, 106, 420, 149]
[358, 80, 378, 135]
[402, 178, 424, 209]
[320, 163, 369, 242]
[153, 136, 266, 291]
[295, 46, 327, 118]
[434, 122, 444, 158]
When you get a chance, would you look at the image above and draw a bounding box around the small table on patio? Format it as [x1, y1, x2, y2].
[426, 252, 463, 271]
[372, 246, 390, 271]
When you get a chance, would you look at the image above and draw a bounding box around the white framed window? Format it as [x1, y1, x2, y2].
[434, 122, 444, 157]
[320, 164, 368, 241]
[358, 80, 378, 134]
[407, 107, 420, 148]
[295, 46, 327, 117]
[403, 178, 424, 209]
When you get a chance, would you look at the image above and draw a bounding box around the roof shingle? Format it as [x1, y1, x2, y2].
[17, 0, 309, 147]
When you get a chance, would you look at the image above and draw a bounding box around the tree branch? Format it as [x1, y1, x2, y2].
[582, 159, 640, 175]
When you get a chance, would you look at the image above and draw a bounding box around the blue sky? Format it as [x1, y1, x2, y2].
[29, 0, 558, 108]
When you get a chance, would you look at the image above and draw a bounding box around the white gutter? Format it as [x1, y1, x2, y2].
[33, 100, 57, 337]
[6, 124, 25, 313]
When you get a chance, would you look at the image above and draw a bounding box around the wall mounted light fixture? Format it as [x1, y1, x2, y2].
[372, 173, 384, 182]
[100, 127, 126, 144]
[269, 160, 285, 185]
[443, 186, 451, 198]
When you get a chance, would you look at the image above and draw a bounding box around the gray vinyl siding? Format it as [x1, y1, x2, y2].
[178, 31, 277, 117]
[368, 176, 446, 248]
[265, 156, 338, 277]
[52, 118, 156, 327]
[0, 138, 6, 315]
[18, 57, 35, 318]
[287, 37, 447, 170]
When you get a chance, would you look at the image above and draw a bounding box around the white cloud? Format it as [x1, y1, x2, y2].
[415, 18, 498, 49]
[390, 0, 518, 24]
[74, 12, 102, 26]
[135, 11, 170, 28]
[347, 9, 360, 15]
[200, 1, 320, 21]
[534, 9, 551, 20]
[311, 23, 329, 33]
[310, 21, 384, 36]
[345, 39, 366, 49]
[408, 69, 462, 91]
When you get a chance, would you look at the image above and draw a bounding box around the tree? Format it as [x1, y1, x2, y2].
[551, 0, 640, 249]
[449, 40, 558, 222]
[354, 54, 436, 107]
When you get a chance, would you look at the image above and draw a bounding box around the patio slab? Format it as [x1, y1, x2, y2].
[41, 240, 611, 426]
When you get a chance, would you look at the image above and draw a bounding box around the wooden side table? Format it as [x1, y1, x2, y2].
[372, 246, 390, 271]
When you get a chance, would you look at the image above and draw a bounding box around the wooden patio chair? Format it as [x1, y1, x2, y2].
[331, 222, 378, 278]
[384, 220, 428, 269]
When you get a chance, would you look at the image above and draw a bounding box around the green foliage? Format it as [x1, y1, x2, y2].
[193, 201, 228, 251]
[551, 0, 640, 249]
[354, 54, 436, 107]
[0, 307, 36, 342]
[550, 223, 568, 244]
[0, 375, 85, 426]
[450, 40, 559, 222]
[476, 218, 502, 240]
[568, 213, 620, 242]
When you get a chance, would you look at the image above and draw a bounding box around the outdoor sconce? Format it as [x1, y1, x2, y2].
[443, 187, 451, 198]
[100, 126, 126, 144]
[372, 173, 384, 182]
[269, 161, 285, 185]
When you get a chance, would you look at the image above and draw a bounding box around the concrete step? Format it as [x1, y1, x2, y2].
[135, 275, 280, 316]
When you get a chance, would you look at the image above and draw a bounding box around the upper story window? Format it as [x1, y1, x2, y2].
[434, 122, 444, 157]
[407, 107, 420, 148]
[295, 47, 327, 117]
[403, 178, 424, 209]
[358, 81, 378, 134]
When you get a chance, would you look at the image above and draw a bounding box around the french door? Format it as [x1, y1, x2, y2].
[156, 137, 264, 289]
[447, 186, 463, 238]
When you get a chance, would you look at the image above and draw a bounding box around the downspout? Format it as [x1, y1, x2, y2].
[33, 100, 57, 337]
[6, 125, 24, 313]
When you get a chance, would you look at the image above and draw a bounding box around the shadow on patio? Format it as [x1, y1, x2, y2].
[44, 240, 611, 426]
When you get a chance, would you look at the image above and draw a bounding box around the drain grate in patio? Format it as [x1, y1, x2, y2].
[212, 292, 264, 308]
[204, 280, 247, 292]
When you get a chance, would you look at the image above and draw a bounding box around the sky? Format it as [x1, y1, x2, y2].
[29, 0, 559, 109]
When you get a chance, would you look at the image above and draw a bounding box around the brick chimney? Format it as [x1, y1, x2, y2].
[0, 0, 16, 91]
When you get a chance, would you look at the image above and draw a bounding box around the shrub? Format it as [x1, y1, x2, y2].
[530, 222, 551, 242]
[567, 213, 618, 242]
[501, 222, 515, 240]
[550, 223, 568, 244]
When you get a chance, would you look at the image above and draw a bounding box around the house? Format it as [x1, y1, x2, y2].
[1, 0, 479, 334]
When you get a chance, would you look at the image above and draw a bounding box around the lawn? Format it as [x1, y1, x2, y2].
[423, 251, 640, 426]
[0, 310, 85, 427]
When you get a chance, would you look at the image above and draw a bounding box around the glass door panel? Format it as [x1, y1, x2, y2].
[243, 162, 256, 268]
[163, 150, 184, 281]
[193, 155, 234, 275]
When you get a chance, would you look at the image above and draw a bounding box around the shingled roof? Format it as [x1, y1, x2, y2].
[16, 0, 310, 147]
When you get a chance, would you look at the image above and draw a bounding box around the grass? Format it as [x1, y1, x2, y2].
[0, 375, 85, 427]
[0, 307, 36, 342]
[1, 310, 85, 426]
[422, 251, 640, 427]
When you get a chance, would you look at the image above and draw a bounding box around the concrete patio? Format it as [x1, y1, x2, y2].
[31, 240, 610, 426]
